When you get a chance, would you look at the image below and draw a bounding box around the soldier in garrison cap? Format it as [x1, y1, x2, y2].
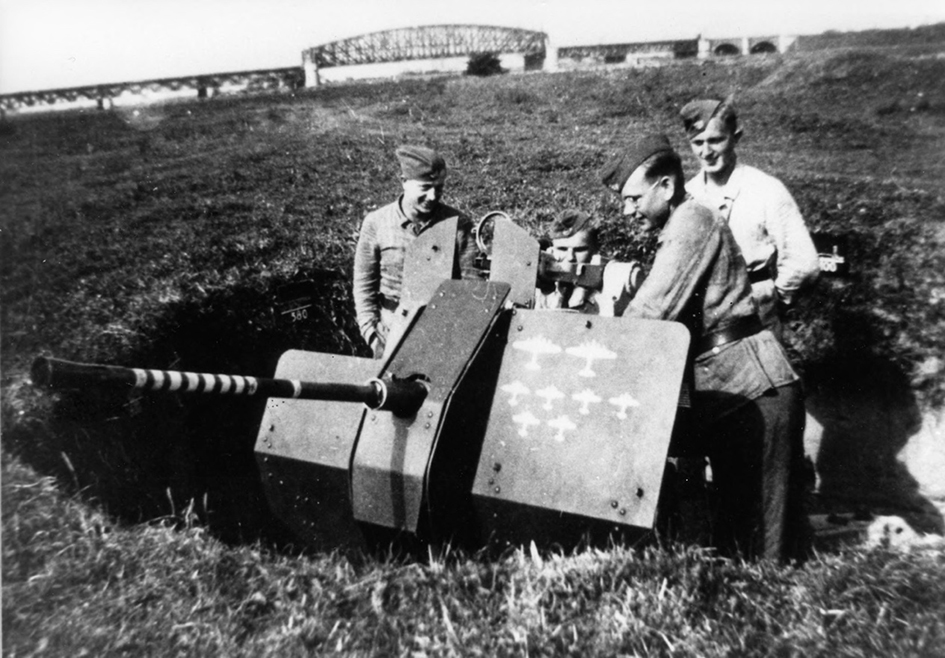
[353, 145, 479, 358]
[535, 209, 603, 314]
[680, 96, 819, 340]
[601, 134, 810, 562]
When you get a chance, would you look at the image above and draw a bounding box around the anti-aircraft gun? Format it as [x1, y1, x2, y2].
[31, 214, 689, 552]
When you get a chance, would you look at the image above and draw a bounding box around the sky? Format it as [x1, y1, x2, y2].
[1, 0, 943, 94]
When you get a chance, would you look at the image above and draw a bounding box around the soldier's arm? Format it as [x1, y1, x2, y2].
[626, 211, 718, 322]
[767, 179, 819, 305]
[353, 214, 382, 344]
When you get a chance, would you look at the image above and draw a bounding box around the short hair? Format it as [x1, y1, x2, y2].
[641, 150, 686, 202]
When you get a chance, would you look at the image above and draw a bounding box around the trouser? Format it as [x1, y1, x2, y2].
[657, 408, 712, 546]
[703, 382, 810, 562]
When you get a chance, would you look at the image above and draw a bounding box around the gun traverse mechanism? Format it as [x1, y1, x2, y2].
[32, 214, 690, 552]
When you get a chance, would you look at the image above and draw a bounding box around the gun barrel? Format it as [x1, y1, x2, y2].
[537, 252, 606, 289]
[31, 357, 426, 416]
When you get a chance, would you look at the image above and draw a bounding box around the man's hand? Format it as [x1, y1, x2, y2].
[776, 296, 795, 322]
[369, 331, 386, 359]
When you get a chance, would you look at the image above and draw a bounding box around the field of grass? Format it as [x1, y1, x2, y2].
[3, 45, 945, 655]
[4, 452, 945, 656]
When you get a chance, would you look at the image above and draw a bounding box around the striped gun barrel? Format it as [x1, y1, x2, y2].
[31, 356, 427, 416]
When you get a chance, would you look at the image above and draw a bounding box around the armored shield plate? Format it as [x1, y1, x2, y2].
[399, 216, 458, 311]
[472, 311, 690, 531]
[254, 350, 377, 551]
[489, 214, 541, 308]
[351, 280, 510, 533]
[385, 217, 461, 358]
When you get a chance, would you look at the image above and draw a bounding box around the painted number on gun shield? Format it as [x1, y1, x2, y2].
[282, 306, 311, 322]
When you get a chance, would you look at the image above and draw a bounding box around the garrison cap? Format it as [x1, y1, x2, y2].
[599, 133, 674, 193]
[396, 144, 447, 183]
[549, 209, 592, 240]
[680, 95, 738, 136]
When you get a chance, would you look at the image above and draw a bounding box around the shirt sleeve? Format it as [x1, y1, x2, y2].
[766, 178, 820, 303]
[353, 212, 381, 342]
[625, 208, 718, 325]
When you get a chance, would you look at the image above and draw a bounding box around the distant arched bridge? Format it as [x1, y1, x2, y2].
[701, 35, 797, 57]
[305, 24, 548, 69]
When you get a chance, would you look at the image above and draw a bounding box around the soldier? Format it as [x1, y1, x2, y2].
[680, 97, 819, 338]
[600, 134, 810, 562]
[536, 209, 602, 314]
[353, 145, 479, 358]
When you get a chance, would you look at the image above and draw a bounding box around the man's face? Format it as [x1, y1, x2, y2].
[621, 167, 670, 232]
[401, 178, 443, 219]
[550, 230, 595, 264]
[688, 117, 740, 177]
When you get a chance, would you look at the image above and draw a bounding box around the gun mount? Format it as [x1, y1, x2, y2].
[32, 214, 689, 553]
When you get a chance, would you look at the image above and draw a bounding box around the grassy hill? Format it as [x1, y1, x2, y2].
[2, 45, 945, 655]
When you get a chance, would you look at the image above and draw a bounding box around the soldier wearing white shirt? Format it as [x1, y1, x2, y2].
[681, 97, 820, 338]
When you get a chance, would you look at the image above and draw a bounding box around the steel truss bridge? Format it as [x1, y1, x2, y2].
[559, 39, 699, 61]
[307, 24, 548, 68]
[0, 67, 302, 113]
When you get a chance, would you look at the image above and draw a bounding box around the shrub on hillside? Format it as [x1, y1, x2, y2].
[466, 52, 505, 77]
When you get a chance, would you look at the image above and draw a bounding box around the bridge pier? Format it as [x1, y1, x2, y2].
[697, 37, 711, 59]
[778, 35, 798, 53]
[544, 35, 558, 72]
[303, 50, 320, 88]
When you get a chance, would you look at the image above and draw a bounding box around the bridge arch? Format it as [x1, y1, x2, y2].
[714, 43, 741, 56]
[750, 41, 778, 54]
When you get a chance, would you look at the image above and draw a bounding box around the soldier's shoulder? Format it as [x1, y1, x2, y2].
[368, 199, 401, 216]
[678, 197, 718, 224]
[739, 164, 792, 194]
[360, 200, 401, 229]
[667, 198, 724, 242]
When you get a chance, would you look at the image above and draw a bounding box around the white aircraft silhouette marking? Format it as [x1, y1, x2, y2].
[535, 385, 565, 410]
[501, 381, 529, 406]
[609, 393, 640, 420]
[513, 335, 562, 371]
[512, 410, 541, 437]
[565, 340, 618, 378]
[547, 415, 577, 442]
[572, 388, 602, 415]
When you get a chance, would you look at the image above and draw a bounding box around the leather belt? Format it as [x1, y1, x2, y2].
[697, 315, 764, 355]
[747, 268, 772, 284]
[379, 295, 400, 312]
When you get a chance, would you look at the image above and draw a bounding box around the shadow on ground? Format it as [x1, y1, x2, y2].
[804, 351, 944, 536]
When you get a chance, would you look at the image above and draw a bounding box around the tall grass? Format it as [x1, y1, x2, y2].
[4, 453, 944, 656]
